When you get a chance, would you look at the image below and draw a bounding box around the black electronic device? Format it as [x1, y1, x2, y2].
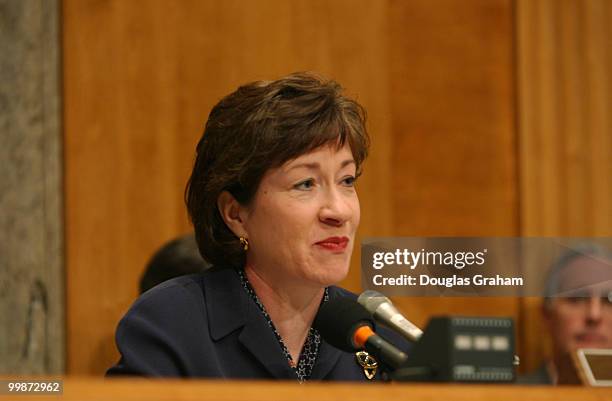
[393, 316, 516, 382]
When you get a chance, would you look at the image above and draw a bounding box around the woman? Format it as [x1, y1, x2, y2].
[108, 72, 380, 381]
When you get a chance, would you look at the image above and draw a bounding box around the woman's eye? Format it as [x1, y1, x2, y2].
[341, 176, 356, 187]
[294, 179, 315, 190]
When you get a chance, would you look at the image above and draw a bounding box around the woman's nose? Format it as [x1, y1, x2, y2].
[319, 188, 352, 226]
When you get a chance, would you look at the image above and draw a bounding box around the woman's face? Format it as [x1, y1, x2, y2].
[242, 143, 360, 289]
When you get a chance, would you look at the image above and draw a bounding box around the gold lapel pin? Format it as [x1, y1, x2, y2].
[355, 351, 378, 380]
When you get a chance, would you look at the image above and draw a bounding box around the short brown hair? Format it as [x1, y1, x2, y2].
[185, 72, 370, 268]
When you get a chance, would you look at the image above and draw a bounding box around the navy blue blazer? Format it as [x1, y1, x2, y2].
[107, 266, 406, 380]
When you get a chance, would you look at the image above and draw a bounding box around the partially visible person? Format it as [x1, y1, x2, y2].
[520, 246, 612, 384]
[139, 234, 210, 294]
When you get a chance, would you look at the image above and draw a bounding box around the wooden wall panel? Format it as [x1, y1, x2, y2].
[63, 0, 393, 375]
[386, 0, 519, 335]
[390, 0, 518, 236]
[516, 0, 612, 372]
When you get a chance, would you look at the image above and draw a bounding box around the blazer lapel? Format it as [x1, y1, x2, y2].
[204, 267, 295, 379]
[237, 302, 296, 380]
[309, 337, 343, 379]
[309, 286, 345, 379]
[204, 267, 246, 341]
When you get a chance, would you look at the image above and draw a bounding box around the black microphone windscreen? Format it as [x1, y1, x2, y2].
[313, 296, 373, 352]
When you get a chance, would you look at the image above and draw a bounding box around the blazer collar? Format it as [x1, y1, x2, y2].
[203, 267, 294, 378]
[309, 286, 345, 379]
[203, 267, 247, 341]
[203, 267, 344, 379]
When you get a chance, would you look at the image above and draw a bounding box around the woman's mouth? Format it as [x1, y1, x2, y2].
[315, 236, 349, 252]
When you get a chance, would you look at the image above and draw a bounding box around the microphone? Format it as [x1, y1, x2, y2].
[313, 296, 408, 370]
[357, 290, 423, 342]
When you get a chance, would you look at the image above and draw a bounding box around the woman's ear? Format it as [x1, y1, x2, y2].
[217, 191, 247, 238]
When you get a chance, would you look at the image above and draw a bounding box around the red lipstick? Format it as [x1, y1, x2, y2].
[315, 236, 349, 251]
